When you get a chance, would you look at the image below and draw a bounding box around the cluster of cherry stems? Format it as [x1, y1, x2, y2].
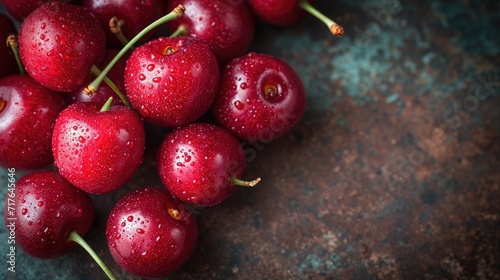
[0, 0, 342, 278]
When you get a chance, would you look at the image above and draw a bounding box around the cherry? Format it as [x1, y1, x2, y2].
[52, 99, 145, 194]
[0, 0, 77, 21]
[0, 74, 66, 170]
[0, 13, 17, 79]
[124, 36, 220, 127]
[106, 188, 198, 278]
[157, 123, 260, 206]
[18, 2, 106, 92]
[5, 170, 116, 279]
[166, 0, 255, 65]
[67, 49, 128, 106]
[248, 0, 344, 36]
[82, 0, 166, 48]
[212, 52, 306, 142]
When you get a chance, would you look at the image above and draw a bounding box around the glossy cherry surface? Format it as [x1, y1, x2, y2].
[124, 36, 219, 127]
[0, 75, 66, 170]
[18, 2, 106, 92]
[212, 52, 306, 142]
[157, 123, 246, 206]
[166, 0, 255, 65]
[0, 0, 77, 21]
[52, 102, 145, 194]
[106, 188, 198, 278]
[82, 0, 165, 48]
[5, 170, 94, 259]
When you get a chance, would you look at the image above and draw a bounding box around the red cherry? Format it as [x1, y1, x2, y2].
[18, 2, 106, 92]
[0, 75, 66, 170]
[0, 0, 78, 21]
[0, 13, 17, 78]
[106, 188, 198, 278]
[82, 0, 166, 48]
[157, 123, 260, 206]
[52, 101, 145, 194]
[166, 0, 255, 65]
[124, 36, 219, 127]
[67, 49, 128, 106]
[212, 52, 306, 142]
[5, 170, 94, 259]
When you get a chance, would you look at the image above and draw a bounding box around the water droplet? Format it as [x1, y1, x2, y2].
[38, 201, 44, 207]
[152, 77, 162, 83]
[47, 50, 55, 57]
[127, 215, 134, 222]
[240, 82, 248, 89]
[136, 228, 145, 234]
[41, 23, 46, 29]
[56, 212, 63, 219]
[184, 155, 191, 162]
[147, 64, 155, 71]
[176, 162, 185, 167]
[40, 34, 45, 40]
[115, 233, 121, 239]
[78, 136, 86, 143]
[121, 222, 126, 227]
[139, 74, 146, 81]
[234, 100, 244, 110]
[22, 208, 28, 215]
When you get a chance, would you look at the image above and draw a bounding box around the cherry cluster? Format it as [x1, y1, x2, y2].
[0, 0, 342, 278]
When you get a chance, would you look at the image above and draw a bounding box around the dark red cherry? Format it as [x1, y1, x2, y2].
[0, 13, 17, 78]
[106, 188, 198, 278]
[82, 0, 166, 48]
[166, 0, 255, 65]
[67, 49, 128, 106]
[0, 0, 77, 21]
[124, 36, 219, 127]
[157, 123, 259, 206]
[212, 52, 306, 142]
[52, 101, 145, 194]
[18, 2, 106, 92]
[5, 170, 94, 259]
[0, 75, 66, 170]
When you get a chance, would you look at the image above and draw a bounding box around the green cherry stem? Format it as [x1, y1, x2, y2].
[100, 97, 114, 112]
[169, 24, 189, 38]
[90, 65, 132, 108]
[109, 17, 132, 48]
[67, 231, 117, 280]
[298, 0, 344, 37]
[6, 34, 26, 75]
[231, 177, 261, 187]
[84, 5, 186, 96]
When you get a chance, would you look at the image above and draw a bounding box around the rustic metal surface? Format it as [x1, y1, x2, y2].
[1, 0, 499, 279]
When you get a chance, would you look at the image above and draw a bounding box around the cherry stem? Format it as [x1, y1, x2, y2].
[85, 5, 186, 95]
[6, 34, 26, 75]
[109, 17, 133, 49]
[100, 97, 113, 112]
[299, 0, 344, 37]
[67, 231, 117, 280]
[90, 65, 131, 107]
[231, 177, 261, 187]
[169, 24, 188, 38]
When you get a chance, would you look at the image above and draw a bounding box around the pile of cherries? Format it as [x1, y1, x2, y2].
[0, 0, 342, 278]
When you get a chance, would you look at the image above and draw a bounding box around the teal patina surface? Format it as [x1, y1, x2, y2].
[0, 0, 499, 279]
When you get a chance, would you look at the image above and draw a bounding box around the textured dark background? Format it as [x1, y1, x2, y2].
[1, 0, 500, 279]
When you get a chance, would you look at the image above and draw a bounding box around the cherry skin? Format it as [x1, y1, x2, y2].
[5, 170, 94, 259]
[106, 188, 198, 278]
[0, 13, 18, 79]
[157, 123, 249, 206]
[18, 2, 106, 92]
[248, 0, 310, 26]
[67, 49, 128, 106]
[52, 102, 145, 194]
[124, 36, 220, 127]
[166, 0, 255, 65]
[82, 0, 166, 48]
[0, 0, 77, 21]
[0, 75, 66, 170]
[212, 52, 306, 142]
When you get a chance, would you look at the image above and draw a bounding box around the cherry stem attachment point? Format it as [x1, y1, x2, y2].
[169, 24, 188, 38]
[90, 65, 131, 107]
[109, 17, 133, 49]
[231, 177, 261, 187]
[6, 34, 26, 75]
[68, 231, 117, 280]
[299, 0, 344, 37]
[100, 97, 113, 112]
[85, 5, 186, 95]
